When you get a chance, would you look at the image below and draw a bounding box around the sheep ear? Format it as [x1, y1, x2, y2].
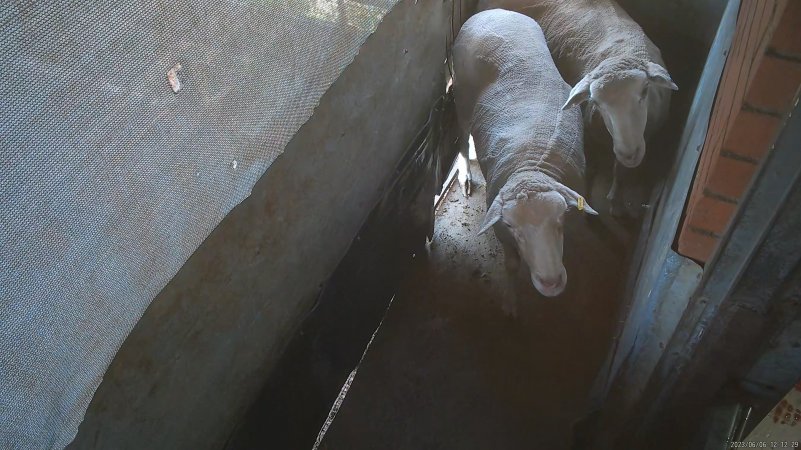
[562, 77, 591, 110]
[478, 196, 503, 235]
[579, 198, 599, 215]
[646, 62, 678, 90]
[556, 185, 598, 215]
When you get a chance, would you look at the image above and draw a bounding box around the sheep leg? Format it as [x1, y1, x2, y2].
[456, 132, 472, 198]
[607, 161, 623, 217]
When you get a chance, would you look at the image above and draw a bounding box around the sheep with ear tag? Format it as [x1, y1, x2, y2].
[453, 9, 597, 310]
[477, 0, 678, 212]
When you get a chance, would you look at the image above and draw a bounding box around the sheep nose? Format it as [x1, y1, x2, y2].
[620, 152, 641, 168]
[533, 272, 566, 295]
[538, 277, 561, 290]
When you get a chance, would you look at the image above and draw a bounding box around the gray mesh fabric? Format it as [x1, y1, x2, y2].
[0, 1, 397, 447]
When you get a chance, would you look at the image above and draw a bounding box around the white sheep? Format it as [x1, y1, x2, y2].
[477, 0, 678, 205]
[453, 9, 597, 306]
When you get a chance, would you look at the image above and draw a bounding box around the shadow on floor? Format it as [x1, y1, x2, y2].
[319, 162, 626, 449]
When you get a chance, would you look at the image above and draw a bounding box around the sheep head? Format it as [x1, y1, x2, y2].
[562, 58, 677, 168]
[478, 182, 597, 297]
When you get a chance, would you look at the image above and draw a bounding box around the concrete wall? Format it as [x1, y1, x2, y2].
[69, 2, 450, 448]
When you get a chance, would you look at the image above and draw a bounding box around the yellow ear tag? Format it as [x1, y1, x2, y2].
[577, 196, 585, 211]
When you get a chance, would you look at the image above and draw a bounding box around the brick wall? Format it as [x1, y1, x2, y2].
[677, 0, 801, 264]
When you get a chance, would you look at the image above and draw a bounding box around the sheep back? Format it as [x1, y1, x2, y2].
[453, 9, 586, 203]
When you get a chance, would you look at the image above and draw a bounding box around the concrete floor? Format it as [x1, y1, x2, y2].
[318, 160, 629, 449]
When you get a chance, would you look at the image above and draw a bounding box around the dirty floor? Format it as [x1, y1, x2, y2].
[317, 159, 629, 449]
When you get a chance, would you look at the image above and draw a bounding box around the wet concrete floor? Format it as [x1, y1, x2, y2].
[319, 159, 630, 449]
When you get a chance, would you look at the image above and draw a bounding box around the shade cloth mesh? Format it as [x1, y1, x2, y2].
[0, 0, 397, 447]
